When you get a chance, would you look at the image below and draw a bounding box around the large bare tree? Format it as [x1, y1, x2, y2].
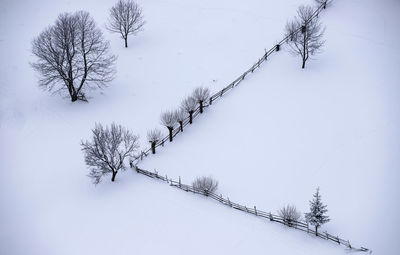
[107, 0, 145, 48]
[81, 123, 140, 184]
[31, 11, 116, 102]
[286, 5, 325, 69]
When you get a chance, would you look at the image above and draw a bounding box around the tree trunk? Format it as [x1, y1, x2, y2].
[71, 93, 78, 102]
[315, 226, 318, 236]
[179, 121, 183, 132]
[151, 142, 156, 154]
[302, 31, 307, 69]
[124, 37, 128, 48]
[168, 127, 173, 142]
[111, 171, 117, 182]
[189, 112, 193, 124]
[199, 101, 204, 113]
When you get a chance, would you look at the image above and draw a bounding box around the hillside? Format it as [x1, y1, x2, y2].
[1, 0, 399, 254]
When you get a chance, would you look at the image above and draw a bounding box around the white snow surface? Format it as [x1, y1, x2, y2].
[1, 0, 399, 254]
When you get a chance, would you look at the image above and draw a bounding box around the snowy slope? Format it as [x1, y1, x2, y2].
[0, 0, 399, 254]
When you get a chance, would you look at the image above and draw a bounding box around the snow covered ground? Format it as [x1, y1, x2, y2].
[1, 0, 399, 254]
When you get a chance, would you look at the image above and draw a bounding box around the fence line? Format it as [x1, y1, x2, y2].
[128, 1, 370, 253]
[135, 167, 369, 253]
[130, 2, 330, 165]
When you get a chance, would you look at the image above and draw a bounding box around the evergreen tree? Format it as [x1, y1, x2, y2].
[305, 187, 330, 235]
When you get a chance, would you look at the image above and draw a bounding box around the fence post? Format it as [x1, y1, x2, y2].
[269, 212, 273, 221]
[348, 240, 352, 249]
[179, 176, 181, 188]
[228, 197, 232, 207]
[254, 206, 257, 216]
[209, 97, 213, 105]
[276, 44, 280, 51]
[307, 223, 309, 233]
[336, 236, 340, 244]
[166, 175, 168, 184]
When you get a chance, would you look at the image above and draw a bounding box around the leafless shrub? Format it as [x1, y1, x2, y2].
[278, 205, 301, 226]
[181, 96, 197, 124]
[285, 5, 325, 69]
[174, 109, 186, 132]
[31, 11, 116, 102]
[147, 129, 162, 154]
[81, 123, 139, 184]
[192, 176, 218, 194]
[106, 0, 145, 48]
[161, 111, 177, 142]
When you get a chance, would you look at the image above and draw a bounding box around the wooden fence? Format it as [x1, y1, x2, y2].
[130, 2, 331, 166]
[135, 167, 370, 253]
[129, 1, 370, 252]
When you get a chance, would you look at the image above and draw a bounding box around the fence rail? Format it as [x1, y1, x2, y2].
[135, 167, 369, 253]
[130, 2, 331, 166]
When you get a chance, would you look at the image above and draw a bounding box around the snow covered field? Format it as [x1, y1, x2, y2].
[1, 0, 399, 254]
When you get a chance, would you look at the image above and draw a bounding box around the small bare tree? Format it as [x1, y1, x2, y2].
[81, 123, 140, 184]
[278, 205, 301, 226]
[192, 87, 210, 113]
[192, 176, 218, 194]
[107, 0, 145, 48]
[161, 111, 177, 142]
[286, 5, 325, 69]
[147, 129, 162, 154]
[174, 109, 186, 132]
[181, 96, 197, 124]
[31, 11, 116, 102]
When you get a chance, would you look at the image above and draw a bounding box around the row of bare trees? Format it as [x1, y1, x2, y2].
[147, 87, 210, 154]
[31, 0, 144, 102]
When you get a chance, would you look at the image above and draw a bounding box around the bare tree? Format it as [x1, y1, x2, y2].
[147, 129, 162, 154]
[192, 176, 218, 195]
[192, 87, 210, 114]
[161, 111, 177, 142]
[107, 0, 145, 48]
[81, 123, 139, 184]
[174, 109, 186, 132]
[286, 5, 325, 69]
[278, 205, 301, 226]
[31, 11, 116, 102]
[181, 96, 197, 124]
